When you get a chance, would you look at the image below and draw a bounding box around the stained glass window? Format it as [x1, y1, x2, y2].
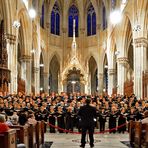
[68, 5, 79, 37]
[51, 2, 60, 35]
[111, 0, 116, 9]
[40, 4, 44, 28]
[87, 3, 96, 36]
[102, 2, 107, 30]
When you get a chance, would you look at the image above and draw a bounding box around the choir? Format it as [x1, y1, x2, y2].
[0, 92, 147, 133]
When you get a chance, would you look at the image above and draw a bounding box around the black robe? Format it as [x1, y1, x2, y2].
[118, 112, 126, 133]
[48, 112, 56, 133]
[56, 111, 65, 133]
[109, 112, 118, 133]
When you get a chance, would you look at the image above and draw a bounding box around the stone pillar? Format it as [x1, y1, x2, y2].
[43, 72, 49, 93]
[6, 34, 17, 94]
[108, 69, 116, 96]
[33, 67, 40, 94]
[98, 73, 103, 94]
[21, 55, 32, 94]
[117, 57, 128, 95]
[134, 37, 148, 98]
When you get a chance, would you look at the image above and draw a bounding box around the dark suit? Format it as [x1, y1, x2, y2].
[78, 104, 97, 147]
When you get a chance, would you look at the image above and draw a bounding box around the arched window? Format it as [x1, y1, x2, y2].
[111, 0, 116, 10]
[87, 3, 96, 36]
[68, 5, 79, 37]
[51, 2, 60, 35]
[40, 3, 44, 28]
[102, 2, 107, 30]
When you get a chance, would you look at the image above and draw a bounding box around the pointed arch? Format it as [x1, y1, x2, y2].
[49, 55, 60, 93]
[51, 1, 60, 35]
[68, 4, 79, 37]
[87, 2, 96, 36]
[88, 56, 98, 94]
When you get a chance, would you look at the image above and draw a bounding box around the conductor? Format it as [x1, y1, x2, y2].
[78, 98, 97, 148]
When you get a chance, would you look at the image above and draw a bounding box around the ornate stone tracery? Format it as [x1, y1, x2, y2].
[0, 20, 10, 92]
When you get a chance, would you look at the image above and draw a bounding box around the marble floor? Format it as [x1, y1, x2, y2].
[44, 132, 129, 148]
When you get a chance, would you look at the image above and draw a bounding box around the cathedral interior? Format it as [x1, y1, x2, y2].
[0, 0, 147, 98]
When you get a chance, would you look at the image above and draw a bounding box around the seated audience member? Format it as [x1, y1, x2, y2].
[28, 114, 37, 125]
[11, 111, 19, 125]
[141, 110, 148, 124]
[0, 115, 9, 133]
[18, 111, 28, 125]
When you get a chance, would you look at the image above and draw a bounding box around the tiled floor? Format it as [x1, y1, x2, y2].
[44, 132, 129, 148]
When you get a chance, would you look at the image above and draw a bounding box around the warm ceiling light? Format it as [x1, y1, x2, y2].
[29, 8, 36, 19]
[110, 10, 122, 25]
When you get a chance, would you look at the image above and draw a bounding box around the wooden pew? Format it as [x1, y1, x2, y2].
[36, 121, 45, 148]
[129, 121, 148, 148]
[9, 125, 29, 148]
[134, 121, 142, 148]
[0, 129, 16, 148]
[41, 121, 45, 145]
[28, 124, 37, 148]
[36, 121, 42, 148]
[141, 123, 148, 148]
[129, 120, 135, 146]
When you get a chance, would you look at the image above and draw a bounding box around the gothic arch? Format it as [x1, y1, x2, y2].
[88, 56, 98, 94]
[49, 0, 63, 26]
[84, 0, 98, 22]
[86, 53, 98, 70]
[49, 55, 60, 93]
[18, 9, 31, 55]
[49, 51, 61, 70]
[40, 52, 44, 92]
[0, 0, 12, 34]
[103, 54, 108, 92]
[115, 14, 133, 57]
[141, 1, 148, 37]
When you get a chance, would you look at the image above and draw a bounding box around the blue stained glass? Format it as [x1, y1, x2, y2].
[56, 13, 60, 35]
[68, 15, 73, 37]
[87, 14, 91, 36]
[87, 3, 96, 36]
[50, 2, 60, 35]
[51, 11, 55, 34]
[92, 12, 96, 35]
[68, 5, 79, 37]
[40, 4, 44, 28]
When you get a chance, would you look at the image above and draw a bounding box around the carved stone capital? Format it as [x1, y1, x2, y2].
[6, 34, 16, 44]
[98, 73, 103, 79]
[117, 57, 128, 66]
[134, 37, 148, 48]
[108, 69, 116, 75]
[20, 55, 32, 62]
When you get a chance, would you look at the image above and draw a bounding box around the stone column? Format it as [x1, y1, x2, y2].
[43, 72, 49, 94]
[20, 55, 32, 94]
[134, 37, 148, 98]
[6, 34, 17, 94]
[108, 69, 116, 96]
[117, 57, 128, 95]
[98, 73, 103, 94]
[33, 67, 40, 94]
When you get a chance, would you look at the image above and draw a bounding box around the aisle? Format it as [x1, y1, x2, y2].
[44, 133, 129, 148]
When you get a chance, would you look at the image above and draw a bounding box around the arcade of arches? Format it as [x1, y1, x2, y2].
[0, 0, 147, 98]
